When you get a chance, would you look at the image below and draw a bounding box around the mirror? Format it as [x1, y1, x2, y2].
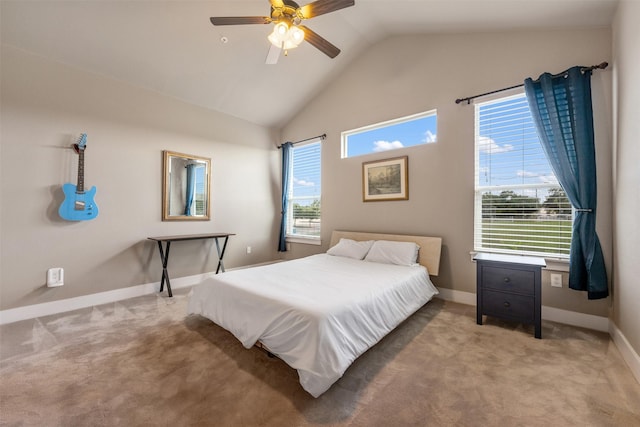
[162, 150, 211, 221]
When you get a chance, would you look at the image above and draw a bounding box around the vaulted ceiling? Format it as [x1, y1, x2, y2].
[1, 0, 618, 129]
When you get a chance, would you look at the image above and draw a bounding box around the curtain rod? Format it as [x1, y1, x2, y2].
[454, 62, 608, 105]
[277, 133, 326, 149]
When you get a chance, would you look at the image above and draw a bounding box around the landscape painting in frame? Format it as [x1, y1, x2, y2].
[362, 156, 408, 201]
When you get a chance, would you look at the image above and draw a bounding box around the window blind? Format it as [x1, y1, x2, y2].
[474, 93, 572, 257]
[288, 141, 321, 238]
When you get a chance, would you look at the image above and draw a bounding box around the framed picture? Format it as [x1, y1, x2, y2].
[362, 156, 408, 202]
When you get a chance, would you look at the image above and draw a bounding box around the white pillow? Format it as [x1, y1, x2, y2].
[364, 240, 420, 266]
[326, 238, 374, 260]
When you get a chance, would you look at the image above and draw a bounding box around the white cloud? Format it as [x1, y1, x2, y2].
[423, 130, 437, 143]
[538, 174, 559, 185]
[517, 170, 538, 178]
[293, 177, 314, 187]
[478, 136, 513, 154]
[373, 140, 404, 152]
[517, 170, 559, 185]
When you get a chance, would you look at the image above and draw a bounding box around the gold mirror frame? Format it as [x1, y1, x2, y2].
[162, 150, 211, 221]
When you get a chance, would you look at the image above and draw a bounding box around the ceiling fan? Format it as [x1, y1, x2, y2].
[210, 0, 355, 64]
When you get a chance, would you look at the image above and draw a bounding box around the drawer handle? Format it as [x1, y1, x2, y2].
[503, 301, 511, 308]
[503, 277, 511, 283]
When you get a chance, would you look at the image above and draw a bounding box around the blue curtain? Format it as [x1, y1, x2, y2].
[524, 66, 608, 299]
[184, 164, 196, 216]
[278, 142, 293, 252]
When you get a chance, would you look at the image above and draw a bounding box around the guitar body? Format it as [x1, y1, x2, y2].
[59, 133, 98, 221]
[59, 183, 99, 221]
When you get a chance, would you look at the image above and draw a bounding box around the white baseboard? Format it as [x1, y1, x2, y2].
[610, 322, 640, 385]
[435, 287, 477, 306]
[541, 305, 609, 332]
[435, 287, 609, 331]
[0, 273, 207, 325]
[0, 261, 281, 326]
[0, 282, 616, 333]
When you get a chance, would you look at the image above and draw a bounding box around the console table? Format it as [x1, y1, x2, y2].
[147, 233, 235, 297]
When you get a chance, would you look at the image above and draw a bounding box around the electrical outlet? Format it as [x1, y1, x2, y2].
[550, 273, 562, 288]
[246, 246, 252, 254]
[47, 268, 64, 287]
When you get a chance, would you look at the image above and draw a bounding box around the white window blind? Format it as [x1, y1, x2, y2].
[474, 93, 572, 258]
[287, 140, 321, 239]
[194, 165, 207, 216]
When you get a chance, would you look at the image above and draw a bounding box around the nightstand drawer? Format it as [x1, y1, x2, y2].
[481, 266, 536, 295]
[482, 289, 535, 323]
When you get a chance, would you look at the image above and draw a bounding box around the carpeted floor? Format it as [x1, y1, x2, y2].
[1, 288, 639, 427]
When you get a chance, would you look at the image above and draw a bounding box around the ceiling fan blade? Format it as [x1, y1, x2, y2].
[265, 44, 281, 65]
[299, 0, 355, 19]
[270, 0, 285, 8]
[299, 25, 340, 58]
[210, 16, 271, 26]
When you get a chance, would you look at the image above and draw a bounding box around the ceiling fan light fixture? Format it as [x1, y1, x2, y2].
[290, 26, 305, 44]
[268, 22, 305, 50]
[268, 22, 289, 46]
[275, 21, 289, 37]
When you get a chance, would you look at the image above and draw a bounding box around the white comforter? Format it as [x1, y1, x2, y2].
[187, 254, 439, 397]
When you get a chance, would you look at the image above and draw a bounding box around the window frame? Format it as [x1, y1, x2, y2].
[473, 91, 573, 260]
[285, 139, 322, 245]
[341, 109, 437, 159]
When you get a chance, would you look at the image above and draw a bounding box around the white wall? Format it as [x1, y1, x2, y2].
[612, 1, 640, 356]
[281, 28, 613, 317]
[0, 46, 281, 310]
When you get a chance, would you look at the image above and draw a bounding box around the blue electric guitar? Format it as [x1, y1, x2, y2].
[59, 134, 99, 221]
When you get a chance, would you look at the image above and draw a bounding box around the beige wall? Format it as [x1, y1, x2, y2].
[281, 28, 613, 317]
[612, 1, 640, 354]
[1, 25, 625, 327]
[0, 46, 281, 310]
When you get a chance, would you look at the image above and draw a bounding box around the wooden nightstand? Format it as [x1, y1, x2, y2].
[474, 253, 546, 339]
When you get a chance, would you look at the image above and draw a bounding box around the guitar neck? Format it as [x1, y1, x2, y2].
[77, 149, 85, 193]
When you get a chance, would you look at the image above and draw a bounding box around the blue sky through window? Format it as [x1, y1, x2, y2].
[291, 141, 321, 206]
[195, 166, 205, 193]
[477, 94, 557, 190]
[343, 112, 437, 158]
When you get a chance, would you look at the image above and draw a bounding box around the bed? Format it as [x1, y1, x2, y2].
[187, 231, 442, 397]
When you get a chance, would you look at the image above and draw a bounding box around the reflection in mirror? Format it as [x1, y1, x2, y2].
[162, 151, 211, 221]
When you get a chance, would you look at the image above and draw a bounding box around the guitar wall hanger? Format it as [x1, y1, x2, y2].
[58, 133, 99, 221]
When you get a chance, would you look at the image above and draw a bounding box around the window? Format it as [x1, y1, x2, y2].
[193, 165, 207, 216]
[474, 93, 572, 258]
[341, 110, 437, 158]
[287, 140, 321, 242]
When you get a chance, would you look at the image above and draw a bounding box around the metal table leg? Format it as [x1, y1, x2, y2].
[156, 240, 173, 297]
[215, 236, 230, 274]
